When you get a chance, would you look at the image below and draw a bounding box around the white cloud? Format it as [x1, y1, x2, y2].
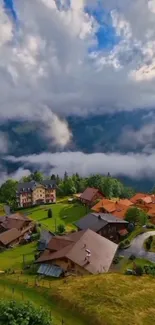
[2, 0, 155, 153]
[5, 150, 155, 180]
[0, 167, 31, 186]
[1, 0, 155, 124]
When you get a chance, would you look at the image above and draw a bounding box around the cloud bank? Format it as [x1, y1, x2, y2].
[5, 151, 155, 180]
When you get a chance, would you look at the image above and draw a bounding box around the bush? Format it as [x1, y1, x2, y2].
[146, 223, 155, 229]
[146, 241, 151, 250]
[129, 254, 136, 261]
[57, 224, 65, 234]
[119, 242, 125, 249]
[0, 300, 52, 325]
[134, 265, 143, 276]
[124, 239, 130, 246]
[48, 208, 52, 218]
[113, 257, 120, 264]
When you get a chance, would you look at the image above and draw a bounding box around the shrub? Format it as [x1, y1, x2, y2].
[129, 254, 136, 261]
[57, 224, 65, 234]
[146, 223, 155, 229]
[113, 257, 120, 264]
[124, 239, 130, 246]
[134, 265, 143, 276]
[48, 208, 52, 218]
[119, 242, 125, 249]
[0, 300, 52, 325]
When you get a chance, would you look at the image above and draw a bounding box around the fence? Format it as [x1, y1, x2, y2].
[0, 274, 67, 325]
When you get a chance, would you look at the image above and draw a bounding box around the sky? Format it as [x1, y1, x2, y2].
[1, 0, 155, 183]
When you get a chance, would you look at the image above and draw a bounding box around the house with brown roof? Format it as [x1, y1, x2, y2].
[0, 228, 22, 248]
[36, 229, 118, 277]
[79, 187, 104, 206]
[0, 213, 34, 234]
[75, 212, 128, 243]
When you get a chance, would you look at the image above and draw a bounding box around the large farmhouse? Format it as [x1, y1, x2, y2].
[36, 229, 118, 277]
[16, 180, 57, 208]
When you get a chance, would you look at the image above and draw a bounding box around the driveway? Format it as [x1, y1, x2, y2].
[119, 231, 155, 263]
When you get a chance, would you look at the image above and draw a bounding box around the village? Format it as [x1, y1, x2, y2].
[0, 179, 155, 279]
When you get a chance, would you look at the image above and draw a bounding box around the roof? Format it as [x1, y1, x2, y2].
[1, 218, 26, 231]
[75, 212, 128, 232]
[47, 236, 74, 251]
[112, 207, 128, 220]
[0, 228, 21, 246]
[17, 180, 56, 194]
[80, 187, 102, 202]
[118, 199, 133, 207]
[37, 264, 63, 277]
[37, 229, 118, 274]
[140, 196, 152, 204]
[92, 199, 132, 215]
[40, 180, 56, 189]
[118, 229, 128, 236]
[130, 193, 147, 203]
[92, 198, 112, 212]
[40, 229, 55, 244]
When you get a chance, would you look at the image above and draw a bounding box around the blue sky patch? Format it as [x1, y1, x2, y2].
[3, 0, 18, 22]
[85, 2, 120, 51]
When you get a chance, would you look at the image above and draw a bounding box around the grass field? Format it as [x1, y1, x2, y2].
[0, 242, 37, 271]
[0, 277, 86, 325]
[1, 273, 155, 325]
[20, 201, 87, 232]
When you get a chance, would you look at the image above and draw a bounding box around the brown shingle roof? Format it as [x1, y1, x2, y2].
[47, 236, 73, 251]
[37, 229, 118, 274]
[1, 218, 26, 231]
[0, 228, 21, 246]
[80, 187, 102, 202]
[47, 231, 86, 251]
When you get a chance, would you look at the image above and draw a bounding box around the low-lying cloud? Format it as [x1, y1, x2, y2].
[5, 151, 155, 180]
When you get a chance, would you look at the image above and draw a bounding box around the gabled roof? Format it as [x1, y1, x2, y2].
[47, 231, 85, 251]
[0, 228, 21, 246]
[118, 199, 133, 207]
[40, 180, 56, 189]
[130, 193, 147, 203]
[80, 187, 102, 202]
[37, 229, 118, 274]
[17, 180, 56, 193]
[75, 212, 128, 232]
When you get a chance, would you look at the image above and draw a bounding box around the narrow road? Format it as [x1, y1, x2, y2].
[119, 231, 155, 263]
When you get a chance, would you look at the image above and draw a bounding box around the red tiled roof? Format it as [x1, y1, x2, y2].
[130, 193, 147, 203]
[118, 229, 128, 236]
[80, 187, 102, 202]
[92, 198, 111, 212]
[118, 199, 133, 207]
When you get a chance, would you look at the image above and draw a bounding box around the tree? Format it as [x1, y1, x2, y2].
[51, 174, 56, 180]
[33, 171, 43, 182]
[125, 207, 148, 226]
[57, 224, 65, 234]
[0, 179, 17, 207]
[0, 300, 52, 325]
[48, 208, 52, 218]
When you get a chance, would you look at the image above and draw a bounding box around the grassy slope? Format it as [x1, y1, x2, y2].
[0, 242, 37, 270]
[1, 273, 155, 325]
[21, 202, 87, 232]
[0, 278, 86, 325]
